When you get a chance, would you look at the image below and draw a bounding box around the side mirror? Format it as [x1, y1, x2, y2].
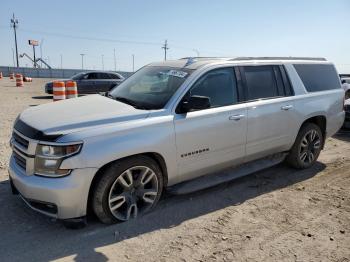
[341, 79, 346, 84]
[178, 95, 211, 113]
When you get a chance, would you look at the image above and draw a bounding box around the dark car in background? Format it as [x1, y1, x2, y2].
[45, 71, 124, 94]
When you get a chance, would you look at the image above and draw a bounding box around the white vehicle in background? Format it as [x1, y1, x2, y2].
[9, 57, 345, 228]
[341, 77, 350, 128]
[341, 77, 350, 94]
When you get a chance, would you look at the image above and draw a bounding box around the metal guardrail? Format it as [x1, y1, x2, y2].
[0, 66, 133, 79]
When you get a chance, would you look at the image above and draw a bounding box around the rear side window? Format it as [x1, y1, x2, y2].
[87, 73, 99, 79]
[243, 66, 279, 100]
[294, 64, 341, 92]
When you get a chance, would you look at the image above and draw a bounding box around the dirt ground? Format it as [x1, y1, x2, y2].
[0, 77, 349, 262]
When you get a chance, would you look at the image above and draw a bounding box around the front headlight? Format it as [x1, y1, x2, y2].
[34, 143, 82, 177]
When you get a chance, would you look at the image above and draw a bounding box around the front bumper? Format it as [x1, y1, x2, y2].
[9, 156, 97, 219]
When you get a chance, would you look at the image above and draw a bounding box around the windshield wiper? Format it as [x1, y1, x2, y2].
[114, 96, 147, 110]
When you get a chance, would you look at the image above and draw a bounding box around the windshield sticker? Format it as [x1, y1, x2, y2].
[166, 70, 188, 78]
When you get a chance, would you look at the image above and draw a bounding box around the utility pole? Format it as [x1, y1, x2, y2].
[40, 39, 44, 67]
[32, 45, 37, 68]
[113, 49, 117, 72]
[80, 54, 85, 69]
[60, 54, 63, 69]
[101, 54, 104, 70]
[161, 40, 169, 61]
[12, 48, 15, 67]
[10, 13, 19, 67]
[132, 54, 135, 72]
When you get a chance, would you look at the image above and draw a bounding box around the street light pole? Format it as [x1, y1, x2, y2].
[132, 54, 135, 72]
[80, 54, 85, 69]
[113, 49, 117, 72]
[10, 13, 19, 67]
[101, 54, 104, 70]
[60, 54, 63, 69]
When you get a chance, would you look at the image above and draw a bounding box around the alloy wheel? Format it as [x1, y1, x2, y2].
[299, 129, 321, 164]
[108, 166, 159, 221]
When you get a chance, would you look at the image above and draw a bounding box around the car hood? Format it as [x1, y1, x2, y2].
[17, 95, 150, 137]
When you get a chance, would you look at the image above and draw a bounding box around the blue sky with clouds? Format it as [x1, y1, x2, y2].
[1, 0, 349, 72]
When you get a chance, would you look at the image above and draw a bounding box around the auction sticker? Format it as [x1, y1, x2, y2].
[167, 70, 188, 78]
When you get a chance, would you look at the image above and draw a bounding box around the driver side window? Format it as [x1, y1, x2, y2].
[186, 67, 238, 109]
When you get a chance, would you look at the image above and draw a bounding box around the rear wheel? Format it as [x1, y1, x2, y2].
[92, 156, 163, 224]
[286, 123, 323, 169]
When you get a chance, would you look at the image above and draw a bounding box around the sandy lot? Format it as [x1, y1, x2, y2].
[0, 77, 349, 262]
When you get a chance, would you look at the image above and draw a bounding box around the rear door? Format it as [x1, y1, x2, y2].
[240, 65, 297, 161]
[109, 73, 123, 88]
[97, 73, 113, 92]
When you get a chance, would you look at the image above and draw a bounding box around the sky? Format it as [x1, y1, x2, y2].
[0, 0, 349, 73]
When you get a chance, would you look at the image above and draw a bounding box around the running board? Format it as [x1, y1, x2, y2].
[167, 153, 287, 195]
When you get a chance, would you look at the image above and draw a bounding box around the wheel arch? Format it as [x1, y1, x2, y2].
[86, 152, 168, 216]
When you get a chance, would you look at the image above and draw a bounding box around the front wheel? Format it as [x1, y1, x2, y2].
[92, 156, 163, 224]
[286, 123, 323, 169]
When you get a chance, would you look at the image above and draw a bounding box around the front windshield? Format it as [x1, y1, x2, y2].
[71, 72, 85, 80]
[109, 66, 193, 110]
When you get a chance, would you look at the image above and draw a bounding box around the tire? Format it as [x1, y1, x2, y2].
[286, 123, 323, 169]
[92, 156, 164, 224]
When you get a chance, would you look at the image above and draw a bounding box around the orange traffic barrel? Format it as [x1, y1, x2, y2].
[10, 73, 14, 79]
[66, 81, 78, 99]
[53, 81, 66, 101]
[16, 74, 24, 87]
[0, 72, 2, 79]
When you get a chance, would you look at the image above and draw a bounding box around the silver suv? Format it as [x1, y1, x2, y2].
[9, 57, 345, 227]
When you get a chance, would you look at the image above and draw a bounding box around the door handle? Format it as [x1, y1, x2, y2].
[229, 114, 245, 121]
[281, 105, 293, 111]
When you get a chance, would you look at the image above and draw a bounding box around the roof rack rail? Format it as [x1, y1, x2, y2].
[230, 57, 327, 61]
[179, 57, 228, 60]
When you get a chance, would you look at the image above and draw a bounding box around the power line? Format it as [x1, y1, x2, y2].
[18, 28, 162, 46]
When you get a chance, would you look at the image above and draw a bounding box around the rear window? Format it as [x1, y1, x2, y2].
[294, 64, 341, 92]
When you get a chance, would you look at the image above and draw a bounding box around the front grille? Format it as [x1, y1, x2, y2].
[13, 151, 26, 170]
[13, 132, 29, 149]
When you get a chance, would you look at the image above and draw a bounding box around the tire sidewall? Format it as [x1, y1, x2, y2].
[294, 123, 323, 169]
[93, 156, 164, 224]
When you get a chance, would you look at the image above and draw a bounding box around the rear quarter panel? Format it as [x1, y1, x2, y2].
[285, 63, 345, 143]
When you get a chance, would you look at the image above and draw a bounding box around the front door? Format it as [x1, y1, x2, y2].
[174, 67, 247, 183]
